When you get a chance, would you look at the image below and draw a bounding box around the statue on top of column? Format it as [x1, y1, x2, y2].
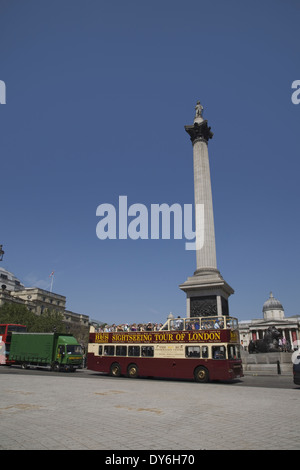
[195, 101, 203, 118]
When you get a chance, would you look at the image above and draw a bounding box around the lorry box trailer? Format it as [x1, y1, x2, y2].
[9, 332, 83, 371]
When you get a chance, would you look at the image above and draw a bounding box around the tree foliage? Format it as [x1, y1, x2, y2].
[0, 303, 66, 333]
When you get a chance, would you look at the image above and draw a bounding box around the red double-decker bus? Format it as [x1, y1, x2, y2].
[87, 315, 243, 382]
[0, 323, 27, 365]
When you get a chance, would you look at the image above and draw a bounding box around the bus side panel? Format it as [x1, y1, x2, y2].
[158, 358, 243, 381]
[153, 358, 234, 381]
[87, 353, 242, 381]
[87, 354, 178, 378]
[87, 349, 243, 381]
[87, 352, 110, 373]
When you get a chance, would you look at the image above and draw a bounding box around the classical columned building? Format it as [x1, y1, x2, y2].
[239, 292, 300, 350]
[0, 266, 89, 328]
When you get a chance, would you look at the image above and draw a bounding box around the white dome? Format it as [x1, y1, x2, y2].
[263, 292, 284, 321]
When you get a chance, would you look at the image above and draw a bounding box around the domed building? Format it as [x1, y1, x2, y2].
[263, 292, 285, 321]
[239, 292, 300, 351]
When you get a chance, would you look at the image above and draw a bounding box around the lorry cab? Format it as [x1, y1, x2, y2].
[54, 335, 83, 371]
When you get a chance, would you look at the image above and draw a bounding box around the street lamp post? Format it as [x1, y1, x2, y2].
[0, 245, 4, 262]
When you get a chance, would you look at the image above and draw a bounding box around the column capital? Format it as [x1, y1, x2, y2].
[184, 120, 213, 145]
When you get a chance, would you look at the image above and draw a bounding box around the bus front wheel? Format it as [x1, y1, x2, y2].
[110, 362, 121, 377]
[194, 366, 209, 383]
[127, 364, 139, 378]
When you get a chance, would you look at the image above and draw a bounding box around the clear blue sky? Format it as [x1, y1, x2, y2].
[0, 0, 299, 324]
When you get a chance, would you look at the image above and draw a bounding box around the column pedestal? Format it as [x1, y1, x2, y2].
[179, 269, 234, 317]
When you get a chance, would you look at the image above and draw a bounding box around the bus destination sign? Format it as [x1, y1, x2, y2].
[91, 330, 234, 344]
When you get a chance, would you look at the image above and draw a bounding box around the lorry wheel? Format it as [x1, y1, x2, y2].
[21, 362, 28, 370]
[51, 362, 60, 372]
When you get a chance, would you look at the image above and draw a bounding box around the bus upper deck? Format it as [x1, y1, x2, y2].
[160, 315, 238, 332]
[89, 315, 240, 347]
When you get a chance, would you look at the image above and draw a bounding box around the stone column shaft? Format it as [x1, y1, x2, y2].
[193, 137, 217, 272]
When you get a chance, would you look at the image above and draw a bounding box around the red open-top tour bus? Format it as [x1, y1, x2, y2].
[87, 315, 243, 382]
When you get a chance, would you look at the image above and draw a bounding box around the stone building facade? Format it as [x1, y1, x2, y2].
[239, 292, 300, 351]
[0, 267, 89, 328]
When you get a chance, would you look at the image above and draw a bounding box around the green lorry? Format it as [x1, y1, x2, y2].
[9, 332, 83, 371]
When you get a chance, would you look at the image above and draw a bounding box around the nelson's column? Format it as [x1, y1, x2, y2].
[179, 101, 234, 317]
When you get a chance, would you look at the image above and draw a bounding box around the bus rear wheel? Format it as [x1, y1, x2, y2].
[127, 364, 139, 378]
[110, 362, 121, 377]
[194, 366, 209, 383]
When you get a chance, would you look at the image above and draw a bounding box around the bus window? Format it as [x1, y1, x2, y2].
[142, 346, 154, 357]
[7, 325, 27, 333]
[212, 346, 226, 359]
[201, 319, 214, 330]
[185, 320, 194, 330]
[116, 346, 127, 356]
[98, 346, 103, 355]
[104, 345, 115, 356]
[225, 317, 238, 329]
[169, 318, 184, 330]
[208, 317, 225, 329]
[201, 346, 209, 358]
[186, 319, 200, 330]
[175, 318, 184, 330]
[128, 346, 140, 357]
[185, 346, 200, 358]
[228, 345, 240, 360]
